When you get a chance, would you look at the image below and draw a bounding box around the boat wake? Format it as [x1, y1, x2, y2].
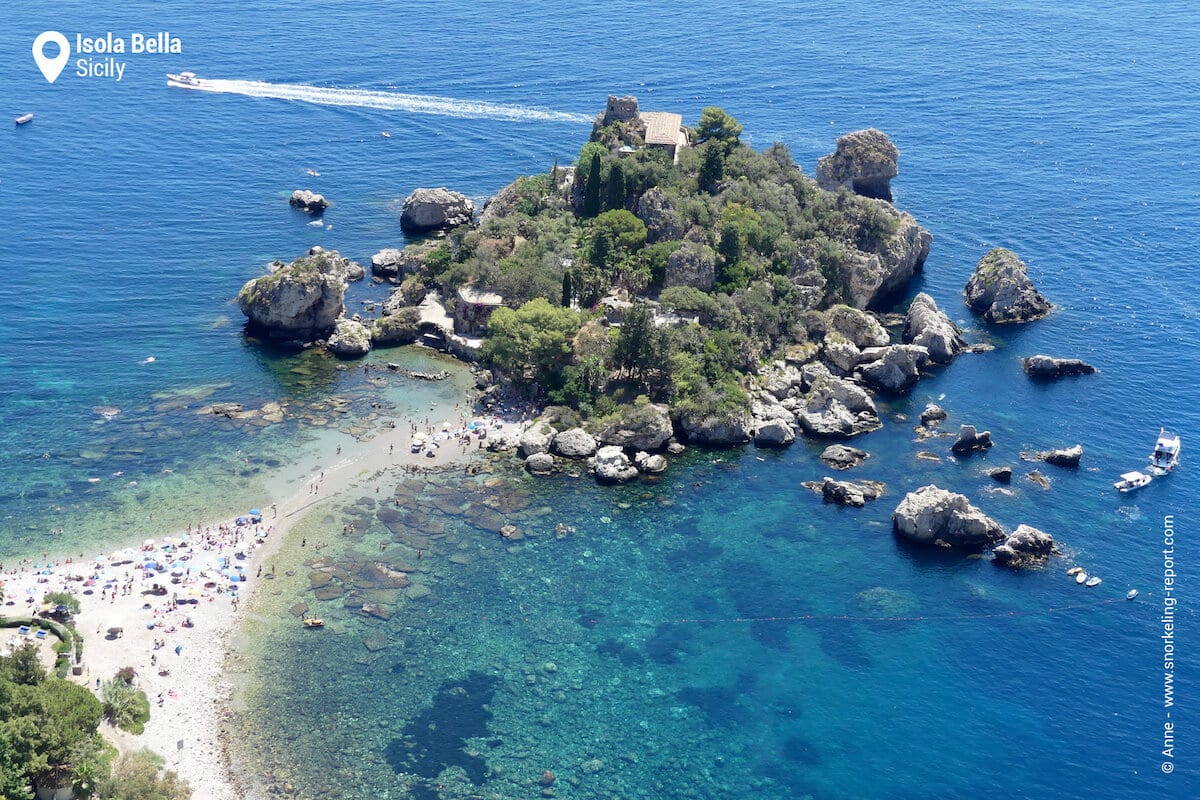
[180, 78, 592, 124]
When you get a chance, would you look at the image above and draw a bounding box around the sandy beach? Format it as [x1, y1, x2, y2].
[0, 406, 527, 799]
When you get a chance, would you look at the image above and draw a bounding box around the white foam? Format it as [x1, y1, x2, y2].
[184, 79, 592, 124]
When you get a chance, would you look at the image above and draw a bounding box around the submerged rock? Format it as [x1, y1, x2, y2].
[951, 424, 993, 455]
[891, 485, 1004, 548]
[399, 187, 474, 233]
[903, 293, 965, 363]
[964, 248, 1052, 323]
[1022, 355, 1097, 379]
[993, 524, 1056, 568]
[816, 128, 900, 201]
[1026, 470, 1051, 489]
[820, 444, 870, 470]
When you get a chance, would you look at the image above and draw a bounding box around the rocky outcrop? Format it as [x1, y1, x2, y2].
[518, 423, 555, 457]
[951, 424, 993, 455]
[371, 307, 421, 346]
[552, 427, 598, 458]
[816, 129, 900, 201]
[803, 477, 886, 507]
[634, 187, 685, 243]
[592, 446, 639, 483]
[1023, 444, 1083, 467]
[797, 375, 882, 438]
[289, 189, 328, 213]
[891, 485, 1005, 548]
[857, 344, 929, 393]
[372, 242, 438, 281]
[753, 418, 795, 447]
[820, 444, 870, 470]
[399, 188, 475, 234]
[903, 293, 965, 363]
[634, 451, 668, 474]
[993, 524, 1056, 568]
[677, 412, 751, 446]
[822, 335, 861, 374]
[964, 248, 1052, 323]
[1022, 355, 1097, 379]
[920, 404, 947, 425]
[596, 403, 673, 450]
[327, 319, 372, 358]
[825, 305, 889, 349]
[525, 453, 555, 476]
[663, 241, 717, 291]
[988, 466, 1013, 483]
[237, 249, 350, 340]
[382, 277, 428, 314]
[844, 212, 933, 310]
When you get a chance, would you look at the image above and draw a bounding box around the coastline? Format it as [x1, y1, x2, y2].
[1, 395, 526, 800]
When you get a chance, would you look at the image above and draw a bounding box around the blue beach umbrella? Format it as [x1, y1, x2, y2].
[249, 508, 262, 516]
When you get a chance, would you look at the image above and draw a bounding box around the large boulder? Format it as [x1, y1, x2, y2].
[596, 403, 673, 450]
[399, 188, 475, 234]
[518, 423, 555, 457]
[820, 444, 870, 470]
[677, 411, 752, 446]
[825, 305, 890, 349]
[1022, 355, 1097, 379]
[856, 344, 929, 393]
[951, 424, 993, 455]
[903, 293, 965, 364]
[663, 241, 718, 291]
[964, 248, 1052, 323]
[1025, 444, 1083, 468]
[592, 446, 639, 483]
[372, 242, 438, 281]
[289, 189, 329, 213]
[891, 485, 1005, 548]
[797, 375, 882, 438]
[552, 428, 598, 459]
[753, 418, 796, 447]
[634, 187, 685, 243]
[326, 319, 372, 358]
[920, 404, 948, 425]
[993, 524, 1056, 568]
[237, 249, 350, 340]
[816, 129, 900, 201]
[803, 477, 886, 507]
[822, 335, 862, 375]
[371, 307, 421, 346]
[634, 451, 668, 474]
[525, 453, 555, 476]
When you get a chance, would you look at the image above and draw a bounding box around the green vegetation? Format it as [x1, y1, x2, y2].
[0, 646, 185, 799]
[96, 750, 191, 800]
[397, 104, 912, 423]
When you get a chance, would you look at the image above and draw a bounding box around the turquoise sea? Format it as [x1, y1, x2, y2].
[3, 1, 1198, 797]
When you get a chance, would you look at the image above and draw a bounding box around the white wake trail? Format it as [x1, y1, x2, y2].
[183, 78, 592, 124]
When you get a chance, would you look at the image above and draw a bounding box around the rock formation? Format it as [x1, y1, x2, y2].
[992, 524, 1056, 568]
[857, 344, 930, 393]
[903, 293, 965, 363]
[551, 427, 598, 458]
[518, 423, 554, 457]
[289, 189, 328, 213]
[525, 453, 555, 476]
[371, 307, 421, 346]
[326, 319, 372, 358]
[237, 249, 350, 340]
[803, 477, 886, 507]
[816, 129, 900, 201]
[988, 466, 1013, 483]
[634, 451, 668, 474]
[596, 403, 673, 450]
[838, 212, 933, 309]
[753, 418, 796, 447]
[798, 374, 882, 438]
[592, 446, 639, 483]
[825, 305, 890, 349]
[964, 248, 1052, 323]
[399, 188, 475, 234]
[663, 242, 717, 291]
[919, 404, 947, 425]
[634, 187, 685, 243]
[1023, 444, 1083, 467]
[677, 412, 752, 446]
[891, 485, 1005, 548]
[1022, 355, 1097, 379]
[820, 444, 870, 470]
[951, 424, 993, 455]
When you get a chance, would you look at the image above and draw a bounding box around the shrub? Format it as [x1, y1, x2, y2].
[96, 749, 191, 800]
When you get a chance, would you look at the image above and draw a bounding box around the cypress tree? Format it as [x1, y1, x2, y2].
[605, 162, 625, 211]
[561, 271, 573, 308]
[583, 152, 602, 217]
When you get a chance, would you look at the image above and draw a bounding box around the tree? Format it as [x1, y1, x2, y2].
[582, 151, 603, 218]
[0, 727, 33, 800]
[561, 271, 573, 308]
[612, 303, 667, 390]
[698, 143, 725, 194]
[605, 161, 626, 211]
[694, 107, 743, 147]
[480, 299, 582, 384]
[96, 750, 191, 800]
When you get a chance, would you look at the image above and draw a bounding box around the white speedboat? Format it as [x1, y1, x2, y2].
[1086, 576, 1102, 588]
[15, 113, 34, 125]
[1113, 470, 1151, 493]
[166, 71, 200, 88]
[1147, 429, 1180, 476]
[1126, 589, 1138, 600]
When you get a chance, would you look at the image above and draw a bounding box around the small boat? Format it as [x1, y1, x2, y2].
[381, 131, 391, 138]
[1086, 576, 1102, 588]
[305, 168, 321, 177]
[1114, 470, 1152, 493]
[1066, 566, 1083, 576]
[302, 617, 324, 628]
[1126, 589, 1138, 600]
[166, 71, 200, 88]
[1075, 572, 1088, 584]
[1147, 429, 1181, 476]
[15, 113, 34, 125]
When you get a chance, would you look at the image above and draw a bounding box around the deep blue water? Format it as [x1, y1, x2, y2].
[4, 1, 1198, 797]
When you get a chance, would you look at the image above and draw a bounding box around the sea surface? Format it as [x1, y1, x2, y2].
[3, 2, 1198, 798]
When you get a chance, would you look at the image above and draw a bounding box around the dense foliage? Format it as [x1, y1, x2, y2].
[412, 106, 905, 421]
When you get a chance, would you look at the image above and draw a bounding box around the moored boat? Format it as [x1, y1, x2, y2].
[15, 113, 34, 125]
[1113, 470, 1151, 493]
[1126, 589, 1138, 600]
[1075, 571, 1088, 584]
[1066, 566, 1083, 576]
[1147, 428, 1180, 476]
[1085, 576, 1102, 587]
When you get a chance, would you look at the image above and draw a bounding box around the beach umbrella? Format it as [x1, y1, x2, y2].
[249, 508, 262, 516]
[143, 561, 159, 570]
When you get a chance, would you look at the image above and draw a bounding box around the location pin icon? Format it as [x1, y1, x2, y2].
[32, 31, 71, 84]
